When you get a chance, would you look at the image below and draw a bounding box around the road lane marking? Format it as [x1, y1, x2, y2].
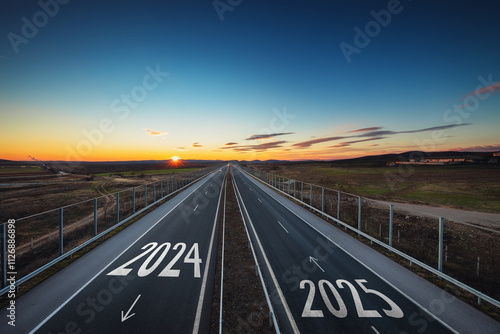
[236, 166, 460, 334]
[194, 204, 199, 211]
[121, 294, 141, 322]
[371, 326, 380, 334]
[277, 220, 289, 234]
[258, 198, 262, 203]
[309, 256, 324, 272]
[192, 171, 226, 334]
[28, 169, 221, 334]
[233, 177, 299, 334]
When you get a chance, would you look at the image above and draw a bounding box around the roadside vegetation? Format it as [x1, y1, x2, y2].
[257, 162, 500, 213]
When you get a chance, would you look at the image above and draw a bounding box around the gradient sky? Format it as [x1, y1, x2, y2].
[1, 0, 499, 162]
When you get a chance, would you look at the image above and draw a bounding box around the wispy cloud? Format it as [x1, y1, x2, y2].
[219, 140, 287, 152]
[356, 124, 470, 138]
[192, 142, 203, 147]
[225, 142, 238, 146]
[348, 126, 382, 133]
[144, 128, 167, 136]
[292, 124, 471, 149]
[292, 136, 348, 148]
[329, 137, 385, 148]
[175, 147, 186, 151]
[466, 82, 500, 97]
[0, 56, 10, 60]
[245, 132, 294, 140]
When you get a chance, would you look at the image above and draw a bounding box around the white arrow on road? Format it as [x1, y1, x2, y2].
[121, 294, 141, 322]
[309, 256, 325, 272]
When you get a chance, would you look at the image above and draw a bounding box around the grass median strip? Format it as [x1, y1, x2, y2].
[210, 170, 274, 333]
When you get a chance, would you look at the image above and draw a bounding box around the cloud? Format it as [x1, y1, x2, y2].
[175, 147, 186, 151]
[329, 137, 385, 148]
[225, 142, 238, 146]
[144, 128, 167, 136]
[292, 136, 348, 148]
[245, 132, 294, 140]
[192, 142, 203, 148]
[356, 123, 471, 138]
[466, 82, 500, 97]
[348, 126, 382, 133]
[292, 124, 471, 149]
[219, 140, 287, 152]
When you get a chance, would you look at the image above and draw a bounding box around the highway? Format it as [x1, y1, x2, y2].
[25, 166, 227, 334]
[2, 164, 499, 333]
[231, 165, 457, 333]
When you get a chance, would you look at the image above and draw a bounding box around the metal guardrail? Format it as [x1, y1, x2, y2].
[239, 165, 500, 310]
[231, 170, 281, 333]
[0, 166, 219, 296]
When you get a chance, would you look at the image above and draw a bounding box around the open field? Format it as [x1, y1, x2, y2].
[253, 162, 500, 213]
[92, 167, 197, 176]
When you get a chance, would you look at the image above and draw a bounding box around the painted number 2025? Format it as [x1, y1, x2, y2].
[107, 242, 202, 278]
[301, 279, 404, 318]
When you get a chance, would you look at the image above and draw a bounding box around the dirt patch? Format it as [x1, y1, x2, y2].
[211, 170, 274, 333]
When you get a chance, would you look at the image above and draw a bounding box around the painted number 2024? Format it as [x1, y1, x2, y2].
[107, 242, 202, 278]
[301, 279, 404, 318]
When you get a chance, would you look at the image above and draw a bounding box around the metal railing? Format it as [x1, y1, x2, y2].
[239, 165, 500, 309]
[0, 166, 220, 296]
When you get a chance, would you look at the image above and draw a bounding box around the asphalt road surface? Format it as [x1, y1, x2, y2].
[232, 165, 459, 334]
[28, 166, 227, 334]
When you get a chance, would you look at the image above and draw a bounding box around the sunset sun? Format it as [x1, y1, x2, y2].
[171, 156, 180, 162]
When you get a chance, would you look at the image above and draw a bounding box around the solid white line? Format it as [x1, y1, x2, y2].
[233, 173, 299, 334]
[194, 204, 199, 211]
[277, 221, 289, 234]
[238, 167, 460, 334]
[218, 178, 226, 334]
[29, 170, 218, 334]
[205, 191, 208, 195]
[371, 326, 380, 334]
[258, 198, 262, 203]
[192, 170, 226, 334]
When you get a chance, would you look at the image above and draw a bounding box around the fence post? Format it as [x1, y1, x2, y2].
[133, 188, 136, 214]
[438, 217, 444, 272]
[310, 184, 312, 206]
[145, 185, 148, 207]
[93, 198, 98, 236]
[161, 180, 163, 198]
[153, 182, 156, 202]
[294, 181, 296, 198]
[301, 182, 304, 202]
[59, 207, 64, 256]
[389, 204, 393, 247]
[337, 191, 341, 221]
[116, 193, 120, 224]
[358, 196, 362, 233]
[1, 223, 6, 288]
[322, 187, 325, 212]
[167, 178, 170, 195]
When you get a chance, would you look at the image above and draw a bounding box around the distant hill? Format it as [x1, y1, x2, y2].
[327, 151, 497, 167]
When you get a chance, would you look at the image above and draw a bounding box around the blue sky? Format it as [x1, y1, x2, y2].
[1, 0, 499, 161]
